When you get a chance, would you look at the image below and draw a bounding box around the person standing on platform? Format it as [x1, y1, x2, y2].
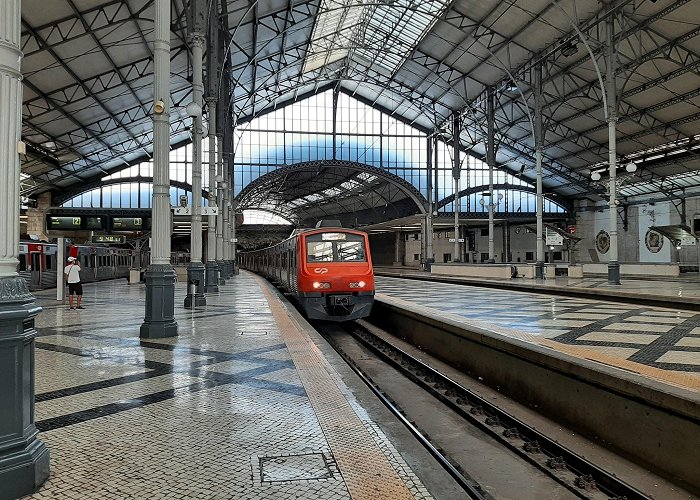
[64, 256, 84, 310]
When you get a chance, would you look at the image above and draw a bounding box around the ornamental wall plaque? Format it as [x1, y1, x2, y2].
[595, 230, 610, 254]
[645, 229, 664, 253]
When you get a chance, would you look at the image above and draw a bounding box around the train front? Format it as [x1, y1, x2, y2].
[297, 229, 375, 321]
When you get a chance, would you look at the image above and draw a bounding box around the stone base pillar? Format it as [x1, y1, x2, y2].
[217, 260, 226, 284]
[535, 261, 545, 279]
[140, 265, 178, 338]
[205, 261, 219, 293]
[607, 261, 621, 285]
[0, 277, 50, 499]
[184, 262, 206, 308]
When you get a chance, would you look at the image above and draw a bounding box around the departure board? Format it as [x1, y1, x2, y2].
[111, 217, 148, 230]
[91, 235, 126, 244]
[47, 216, 82, 230]
[86, 217, 105, 230]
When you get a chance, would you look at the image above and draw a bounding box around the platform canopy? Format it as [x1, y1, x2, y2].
[18, 0, 700, 207]
[236, 161, 427, 227]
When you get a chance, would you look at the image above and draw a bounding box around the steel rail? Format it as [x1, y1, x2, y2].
[345, 322, 653, 500]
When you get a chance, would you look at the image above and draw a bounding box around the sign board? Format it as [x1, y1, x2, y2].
[448, 238, 465, 243]
[567, 225, 576, 234]
[91, 235, 126, 244]
[545, 229, 564, 246]
[111, 217, 146, 231]
[681, 236, 697, 246]
[47, 216, 82, 230]
[174, 206, 219, 216]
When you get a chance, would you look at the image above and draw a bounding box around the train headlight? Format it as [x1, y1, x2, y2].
[313, 282, 331, 289]
[349, 281, 366, 288]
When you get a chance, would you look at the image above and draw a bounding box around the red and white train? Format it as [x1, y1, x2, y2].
[19, 242, 135, 290]
[240, 224, 375, 321]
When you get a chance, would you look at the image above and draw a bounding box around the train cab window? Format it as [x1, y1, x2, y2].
[307, 242, 334, 262]
[306, 233, 367, 262]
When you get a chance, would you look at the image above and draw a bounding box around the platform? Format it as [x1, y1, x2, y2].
[376, 267, 700, 310]
[376, 275, 700, 392]
[23, 272, 464, 500]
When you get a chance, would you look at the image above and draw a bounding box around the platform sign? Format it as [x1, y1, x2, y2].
[680, 235, 697, 246]
[86, 216, 105, 230]
[545, 228, 564, 246]
[448, 238, 465, 243]
[567, 225, 576, 234]
[111, 217, 146, 231]
[47, 216, 82, 230]
[91, 235, 126, 244]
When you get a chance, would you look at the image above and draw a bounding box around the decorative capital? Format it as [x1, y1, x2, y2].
[0, 276, 34, 302]
[188, 33, 206, 49]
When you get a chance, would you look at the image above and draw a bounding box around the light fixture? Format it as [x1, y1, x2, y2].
[153, 100, 165, 114]
[215, 174, 224, 183]
[591, 171, 602, 181]
[479, 199, 485, 206]
[549, 246, 555, 250]
[626, 162, 637, 173]
[186, 102, 202, 118]
[497, 193, 504, 201]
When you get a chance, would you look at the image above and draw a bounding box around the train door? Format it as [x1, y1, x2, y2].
[30, 252, 41, 288]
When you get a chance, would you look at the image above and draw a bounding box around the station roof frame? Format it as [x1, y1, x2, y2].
[17, 0, 700, 210]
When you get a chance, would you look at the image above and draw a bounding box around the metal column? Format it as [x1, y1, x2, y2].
[205, 99, 219, 292]
[425, 135, 434, 270]
[607, 15, 621, 285]
[487, 87, 496, 263]
[452, 113, 461, 262]
[141, 0, 178, 338]
[534, 66, 545, 279]
[204, 0, 220, 292]
[0, 1, 50, 496]
[184, 13, 206, 308]
[216, 131, 226, 284]
[56, 237, 65, 301]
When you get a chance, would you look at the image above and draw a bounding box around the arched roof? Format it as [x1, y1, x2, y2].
[17, 0, 700, 205]
[236, 160, 427, 226]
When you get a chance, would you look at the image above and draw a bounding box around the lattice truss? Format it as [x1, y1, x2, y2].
[19, 0, 700, 208]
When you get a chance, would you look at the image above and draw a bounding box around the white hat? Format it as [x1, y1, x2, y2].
[68, 256, 76, 262]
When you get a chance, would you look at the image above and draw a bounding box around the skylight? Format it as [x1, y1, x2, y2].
[303, 0, 449, 76]
[303, 0, 367, 73]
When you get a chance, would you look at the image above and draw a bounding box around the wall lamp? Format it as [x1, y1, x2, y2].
[590, 161, 638, 180]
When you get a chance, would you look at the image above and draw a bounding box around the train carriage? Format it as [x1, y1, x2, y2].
[18, 241, 135, 291]
[241, 224, 375, 321]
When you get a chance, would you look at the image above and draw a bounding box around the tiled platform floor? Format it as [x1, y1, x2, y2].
[25, 272, 433, 500]
[376, 267, 700, 304]
[376, 276, 700, 392]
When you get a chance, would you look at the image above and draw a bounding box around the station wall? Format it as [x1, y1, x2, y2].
[574, 196, 699, 267]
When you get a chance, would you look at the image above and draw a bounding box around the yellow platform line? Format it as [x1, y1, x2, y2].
[257, 276, 415, 500]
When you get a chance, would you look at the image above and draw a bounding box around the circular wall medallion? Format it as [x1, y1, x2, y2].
[514, 226, 521, 234]
[595, 230, 610, 254]
[645, 229, 664, 253]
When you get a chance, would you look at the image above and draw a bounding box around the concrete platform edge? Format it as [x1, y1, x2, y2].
[369, 296, 700, 493]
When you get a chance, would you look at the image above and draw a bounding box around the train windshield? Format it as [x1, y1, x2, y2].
[306, 233, 366, 262]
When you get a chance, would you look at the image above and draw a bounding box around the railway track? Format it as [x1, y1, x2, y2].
[318, 320, 653, 500]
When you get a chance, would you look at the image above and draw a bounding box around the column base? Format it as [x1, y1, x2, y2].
[205, 261, 219, 293]
[0, 277, 50, 499]
[140, 265, 178, 338]
[184, 262, 207, 308]
[535, 261, 545, 279]
[608, 262, 621, 285]
[217, 260, 227, 285]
